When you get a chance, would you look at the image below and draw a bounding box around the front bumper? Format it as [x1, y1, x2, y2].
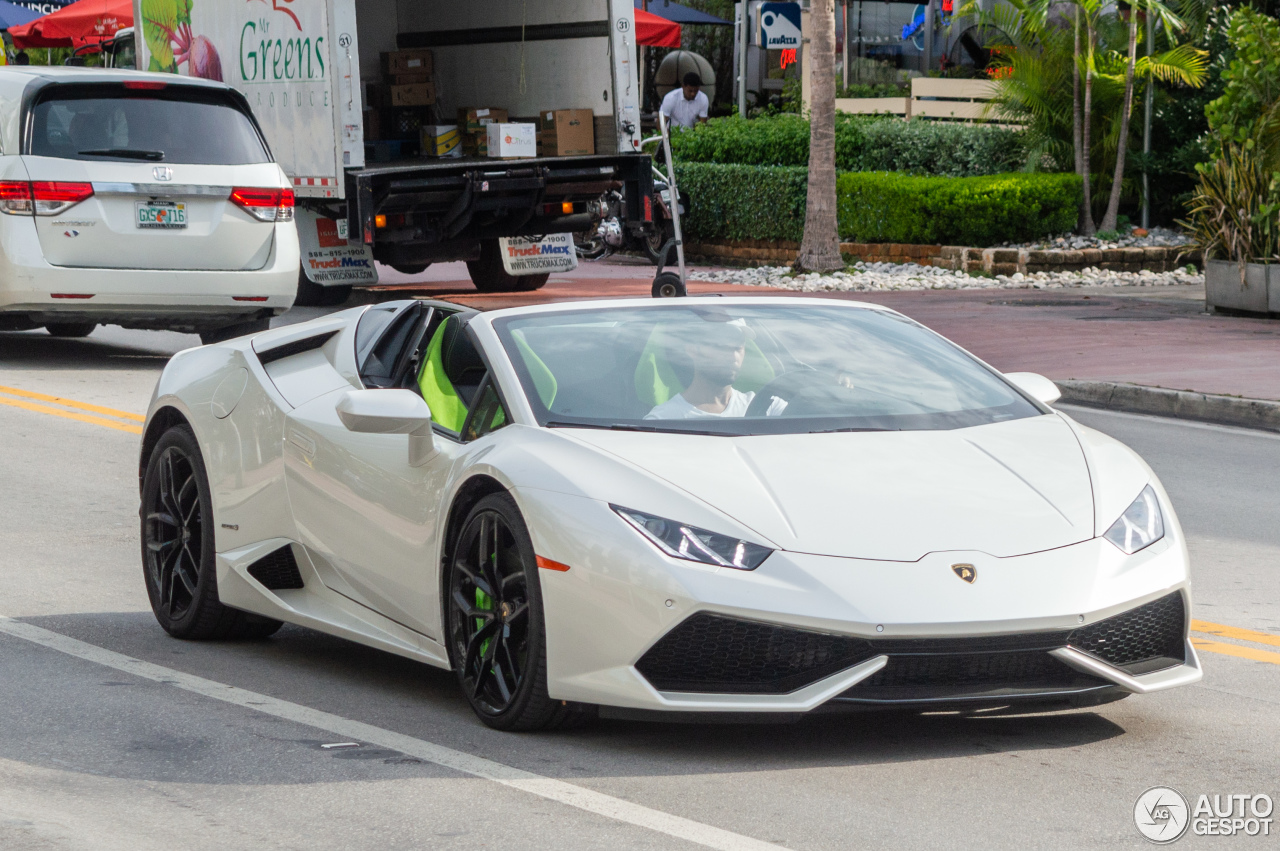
[523, 490, 1200, 713]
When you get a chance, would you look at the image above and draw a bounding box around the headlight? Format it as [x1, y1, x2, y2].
[1103, 485, 1165, 554]
[611, 505, 773, 570]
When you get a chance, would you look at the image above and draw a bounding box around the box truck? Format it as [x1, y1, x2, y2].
[129, 0, 654, 304]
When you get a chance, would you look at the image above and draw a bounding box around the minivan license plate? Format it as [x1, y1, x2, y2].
[136, 201, 187, 230]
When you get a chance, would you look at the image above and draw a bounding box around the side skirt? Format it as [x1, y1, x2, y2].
[216, 538, 450, 669]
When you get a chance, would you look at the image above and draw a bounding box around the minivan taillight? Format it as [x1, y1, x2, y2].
[32, 182, 94, 215]
[0, 181, 93, 216]
[0, 181, 32, 215]
[230, 187, 294, 223]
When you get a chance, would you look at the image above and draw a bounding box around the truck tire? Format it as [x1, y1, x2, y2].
[200, 317, 271, 346]
[390, 263, 430, 276]
[45, 322, 97, 338]
[295, 268, 352, 308]
[643, 220, 676, 266]
[467, 240, 550, 293]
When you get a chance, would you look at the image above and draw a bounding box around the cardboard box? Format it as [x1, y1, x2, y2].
[486, 123, 537, 158]
[382, 49, 433, 76]
[390, 72, 433, 86]
[537, 109, 595, 156]
[458, 107, 508, 132]
[390, 82, 436, 107]
[421, 124, 461, 158]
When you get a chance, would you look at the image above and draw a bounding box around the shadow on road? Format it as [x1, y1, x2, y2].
[12, 611, 1127, 787]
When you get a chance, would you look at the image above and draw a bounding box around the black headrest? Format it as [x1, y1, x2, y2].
[440, 315, 486, 386]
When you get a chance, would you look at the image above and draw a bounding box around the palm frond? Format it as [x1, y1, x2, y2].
[1136, 44, 1208, 87]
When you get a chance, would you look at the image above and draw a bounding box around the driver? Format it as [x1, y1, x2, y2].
[645, 321, 787, 419]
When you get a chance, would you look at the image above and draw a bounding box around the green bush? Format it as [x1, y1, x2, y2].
[1204, 8, 1280, 150]
[837, 172, 1083, 246]
[854, 120, 1027, 178]
[675, 162, 809, 243]
[668, 114, 1028, 177]
[675, 163, 1082, 247]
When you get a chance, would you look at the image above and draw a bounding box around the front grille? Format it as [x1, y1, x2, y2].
[638, 593, 1186, 698]
[635, 613, 875, 694]
[246, 546, 304, 591]
[1068, 591, 1185, 674]
[841, 649, 1105, 702]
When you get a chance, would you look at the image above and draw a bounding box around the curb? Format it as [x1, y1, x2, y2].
[1056, 380, 1280, 433]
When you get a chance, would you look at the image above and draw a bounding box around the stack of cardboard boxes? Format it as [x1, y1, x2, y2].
[363, 49, 436, 160]
[456, 108, 508, 157]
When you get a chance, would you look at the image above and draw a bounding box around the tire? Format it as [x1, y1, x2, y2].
[44, 322, 97, 338]
[390, 263, 430, 276]
[141, 425, 282, 641]
[445, 493, 589, 731]
[652, 272, 687, 298]
[294, 268, 352, 307]
[466, 239, 550, 293]
[199, 317, 271, 346]
[642, 220, 676, 266]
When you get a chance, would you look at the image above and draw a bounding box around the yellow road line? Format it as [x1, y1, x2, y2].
[0, 397, 142, 435]
[0, 384, 145, 422]
[1192, 619, 1280, 649]
[1192, 637, 1280, 666]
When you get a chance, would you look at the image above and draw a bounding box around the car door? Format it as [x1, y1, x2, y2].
[282, 309, 507, 641]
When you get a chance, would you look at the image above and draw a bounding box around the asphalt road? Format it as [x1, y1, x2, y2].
[1, 320, 1277, 851]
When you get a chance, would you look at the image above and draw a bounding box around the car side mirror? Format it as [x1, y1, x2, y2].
[336, 389, 437, 466]
[1005, 372, 1062, 406]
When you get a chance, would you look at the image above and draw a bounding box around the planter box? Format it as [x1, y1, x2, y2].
[1205, 259, 1271, 314]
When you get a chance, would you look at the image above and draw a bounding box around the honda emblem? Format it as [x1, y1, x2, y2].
[153, 166, 173, 181]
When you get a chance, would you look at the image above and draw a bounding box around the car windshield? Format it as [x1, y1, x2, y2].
[28, 85, 270, 165]
[493, 304, 1042, 436]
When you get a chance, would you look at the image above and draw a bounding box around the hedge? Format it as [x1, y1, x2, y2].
[669, 114, 1028, 177]
[676, 163, 810, 243]
[673, 162, 1082, 247]
[837, 172, 1083, 246]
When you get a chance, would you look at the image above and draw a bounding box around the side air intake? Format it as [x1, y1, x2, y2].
[246, 546, 304, 591]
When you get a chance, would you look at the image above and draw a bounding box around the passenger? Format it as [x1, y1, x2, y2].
[645, 322, 785, 419]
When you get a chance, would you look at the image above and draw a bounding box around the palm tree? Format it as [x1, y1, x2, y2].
[1100, 0, 1192, 233]
[962, 0, 1204, 234]
[797, 0, 843, 272]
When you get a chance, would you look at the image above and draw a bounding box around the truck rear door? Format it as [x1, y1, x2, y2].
[133, 0, 363, 200]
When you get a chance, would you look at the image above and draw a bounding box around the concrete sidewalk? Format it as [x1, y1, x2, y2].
[367, 260, 1280, 429]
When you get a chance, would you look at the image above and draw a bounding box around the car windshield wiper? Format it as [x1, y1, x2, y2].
[79, 148, 165, 161]
[544, 420, 729, 437]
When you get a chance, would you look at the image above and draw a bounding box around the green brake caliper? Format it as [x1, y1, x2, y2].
[475, 587, 494, 659]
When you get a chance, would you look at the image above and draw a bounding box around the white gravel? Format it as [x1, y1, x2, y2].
[999, 226, 1191, 251]
[689, 261, 1204, 293]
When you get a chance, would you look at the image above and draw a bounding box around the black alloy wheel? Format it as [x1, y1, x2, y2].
[446, 493, 588, 730]
[141, 426, 281, 640]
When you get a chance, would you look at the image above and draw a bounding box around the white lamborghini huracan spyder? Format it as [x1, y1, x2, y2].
[139, 297, 1201, 729]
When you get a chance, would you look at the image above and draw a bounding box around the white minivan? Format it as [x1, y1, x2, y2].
[0, 67, 298, 344]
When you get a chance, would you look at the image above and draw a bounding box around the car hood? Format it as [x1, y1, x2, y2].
[564, 414, 1095, 561]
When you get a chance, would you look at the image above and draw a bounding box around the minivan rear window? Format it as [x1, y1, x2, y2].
[27, 84, 270, 165]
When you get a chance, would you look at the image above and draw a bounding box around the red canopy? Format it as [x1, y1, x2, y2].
[9, 0, 131, 49]
[636, 8, 681, 48]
